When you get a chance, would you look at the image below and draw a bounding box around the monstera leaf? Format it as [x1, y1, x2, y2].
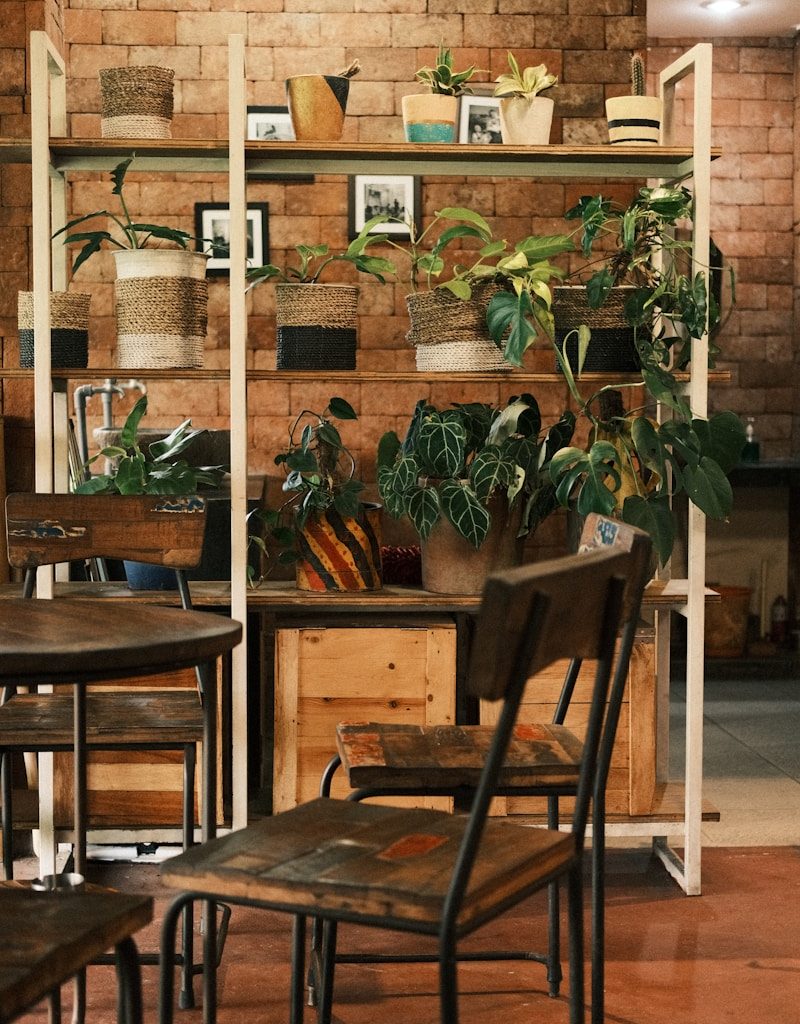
[549, 442, 621, 517]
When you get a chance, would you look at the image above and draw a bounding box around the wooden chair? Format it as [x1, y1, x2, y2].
[1, 491, 210, 1010]
[315, 514, 652, 1024]
[158, 545, 635, 1024]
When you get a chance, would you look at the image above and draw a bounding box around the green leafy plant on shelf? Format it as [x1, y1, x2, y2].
[377, 396, 575, 549]
[414, 44, 482, 97]
[246, 225, 395, 288]
[74, 395, 226, 496]
[493, 52, 558, 99]
[247, 397, 363, 583]
[52, 157, 204, 274]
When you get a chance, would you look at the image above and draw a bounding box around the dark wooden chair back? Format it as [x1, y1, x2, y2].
[5, 493, 207, 574]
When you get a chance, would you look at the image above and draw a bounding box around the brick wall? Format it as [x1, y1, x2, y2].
[650, 37, 797, 459]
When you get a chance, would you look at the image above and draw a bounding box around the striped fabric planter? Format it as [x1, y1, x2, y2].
[605, 96, 662, 145]
[295, 504, 383, 592]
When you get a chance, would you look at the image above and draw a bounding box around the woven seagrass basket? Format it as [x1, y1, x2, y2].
[275, 284, 359, 370]
[17, 291, 90, 368]
[99, 66, 174, 139]
[405, 285, 510, 373]
[553, 285, 639, 373]
[113, 250, 208, 368]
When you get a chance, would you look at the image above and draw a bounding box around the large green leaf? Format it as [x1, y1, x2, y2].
[377, 430, 401, 470]
[417, 415, 467, 477]
[487, 290, 536, 367]
[327, 396, 358, 421]
[693, 411, 745, 473]
[114, 453, 147, 494]
[377, 467, 407, 519]
[439, 481, 491, 548]
[119, 396, 149, 450]
[630, 416, 667, 483]
[622, 493, 674, 565]
[682, 456, 734, 520]
[549, 443, 620, 516]
[487, 398, 539, 445]
[435, 207, 493, 238]
[110, 157, 134, 195]
[515, 234, 574, 262]
[407, 486, 441, 540]
[469, 447, 514, 500]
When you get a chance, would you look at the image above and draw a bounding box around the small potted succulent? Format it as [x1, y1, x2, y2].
[493, 53, 558, 145]
[605, 51, 662, 145]
[377, 396, 574, 593]
[402, 45, 482, 143]
[53, 156, 210, 368]
[286, 59, 361, 142]
[246, 225, 395, 370]
[251, 397, 382, 592]
[74, 394, 226, 588]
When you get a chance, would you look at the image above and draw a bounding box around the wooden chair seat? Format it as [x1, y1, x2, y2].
[162, 796, 575, 932]
[336, 721, 583, 791]
[0, 885, 152, 1023]
[0, 692, 203, 749]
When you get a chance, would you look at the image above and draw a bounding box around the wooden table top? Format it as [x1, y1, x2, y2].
[0, 886, 152, 1023]
[0, 599, 242, 685]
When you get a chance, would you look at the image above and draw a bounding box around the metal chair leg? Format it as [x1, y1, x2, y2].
[160, 893, 193, 1024]
[438, 933, 459, 1024]
[115, 936, 144, 1024]
[179, 743, 196, 1011]
[546, 793, 563, 997]
[70, 970, 86, 1024]
[290, 915, 307, 1024]
[317, 920, 337, 1024]
[1, 752, 12, 880]
[47, 986, 61, 1024]
[306, 755, 342, 1010]
[567, 864, 585, 1024]
[591, 795, 606, 1024]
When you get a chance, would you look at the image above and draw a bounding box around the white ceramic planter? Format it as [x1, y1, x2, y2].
[499, 96, 555, 146]
[605, 95, 662, 145]
[401, 93, 458, 144]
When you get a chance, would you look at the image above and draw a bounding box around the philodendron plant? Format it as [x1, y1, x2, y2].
[377, 396, 575, 549]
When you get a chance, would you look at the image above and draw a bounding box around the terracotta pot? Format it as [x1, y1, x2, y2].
[499, 96, 554, 145]
[286, 75, 350, 141]
[605, 95, 662, 145]
[421, 494, 524, 595]
[295, 503, 383, 592]
[401, 93, 458, 144]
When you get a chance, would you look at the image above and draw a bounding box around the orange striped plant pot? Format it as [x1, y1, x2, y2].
[295, 503, 383, 592]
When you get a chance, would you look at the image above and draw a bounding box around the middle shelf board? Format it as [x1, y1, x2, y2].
[0, 368, 733, 384]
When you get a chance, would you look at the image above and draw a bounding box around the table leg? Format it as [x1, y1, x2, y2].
[73, 683, 86, 878]
[201, 658, 217, 1024]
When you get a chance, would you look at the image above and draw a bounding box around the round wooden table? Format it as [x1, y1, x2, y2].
[0, 598, 242, 875]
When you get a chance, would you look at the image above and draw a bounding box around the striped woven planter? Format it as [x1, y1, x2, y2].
[405, 285, 510, 372]
[295, 503, 383, 592]
[99, 66, 174, 139]
[17, 291, 90, 369]
[605, 95, 662, 145]
[275, 283, 359, 370]
[113, 249, 208, 368]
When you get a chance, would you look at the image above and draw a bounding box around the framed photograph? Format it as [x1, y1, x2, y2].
[246, 105, 295, 142]
[458, 96, 503, 145]
[194, 202, 269, 276]
[348, 174, 421, 241]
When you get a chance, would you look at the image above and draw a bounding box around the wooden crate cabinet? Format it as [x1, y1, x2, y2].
[482, 630, 656, 817]
[273, 618, 456, 812]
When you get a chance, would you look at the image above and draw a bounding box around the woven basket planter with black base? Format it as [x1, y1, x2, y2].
[17, 291, 90, 368]
[405, 286, 510, 372]
[554, 285, 640, 373]
[99, 66, 174, 139]
[113, 249, 208, 369]
[275, 283, 359, 370]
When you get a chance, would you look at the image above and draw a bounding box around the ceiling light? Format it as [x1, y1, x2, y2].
[702, 0, 744, 12]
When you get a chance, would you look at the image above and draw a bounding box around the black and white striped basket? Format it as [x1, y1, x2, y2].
[17, 291, 90, 368]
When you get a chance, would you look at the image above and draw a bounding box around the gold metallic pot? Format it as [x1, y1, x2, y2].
[286, 74, 350, 142]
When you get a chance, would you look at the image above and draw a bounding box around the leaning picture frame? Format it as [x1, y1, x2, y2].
[195, 202, 269, 276]
[458, 95, 503, 145]
[348, 174, 421, 241]
[246, 105, 295, 141]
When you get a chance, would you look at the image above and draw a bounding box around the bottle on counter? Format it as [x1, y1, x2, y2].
[770, 594, 789, 645]
[741, 416, 760, 463]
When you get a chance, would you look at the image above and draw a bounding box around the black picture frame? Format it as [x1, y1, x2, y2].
[195, 202, 269, 276]
[348, 174, 421, 241]
[246, 105, 314, 182]
[458, 95, 503, 145]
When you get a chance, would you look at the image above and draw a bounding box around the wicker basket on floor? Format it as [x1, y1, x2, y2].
[99, 66, 174, 139]
[17, 291, 90, 369]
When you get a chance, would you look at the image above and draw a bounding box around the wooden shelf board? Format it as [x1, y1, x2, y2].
[0, 138, 719, 179]
[0, 367, 732, 384]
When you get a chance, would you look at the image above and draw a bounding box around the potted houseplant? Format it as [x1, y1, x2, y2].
[74, 394, 226, 588]
[53, 156, 210, 368]
[286, 59, 360, 142]
[402, 45, 482, 143]
[493, 53, 558, 146]
[605, 51, 662, 145]
[246, 227, 395, 370]
[251, 397, 382, 592]
[377, 396, 575, 593]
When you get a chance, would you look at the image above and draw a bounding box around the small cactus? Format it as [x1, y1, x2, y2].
[631, 52, 646, 96]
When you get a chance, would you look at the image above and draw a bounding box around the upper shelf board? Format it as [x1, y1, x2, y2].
[0, 139, 720, 179]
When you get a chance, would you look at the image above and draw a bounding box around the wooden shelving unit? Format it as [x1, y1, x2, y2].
[15, 31, 715, 892]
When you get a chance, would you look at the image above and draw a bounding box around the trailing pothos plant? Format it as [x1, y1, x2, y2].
[377, 396, 575, 549]
[247, 397, 363, 582]
[547, 348, 745, 565]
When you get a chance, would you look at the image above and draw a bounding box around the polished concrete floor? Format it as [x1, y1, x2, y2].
[10, 675, 800, 1023]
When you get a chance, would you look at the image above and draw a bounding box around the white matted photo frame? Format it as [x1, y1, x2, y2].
[458, 96, 503, 145]
[348, 174, 421, 241]
[246, 105, 295, 141]
[195, 202, 269, 276]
